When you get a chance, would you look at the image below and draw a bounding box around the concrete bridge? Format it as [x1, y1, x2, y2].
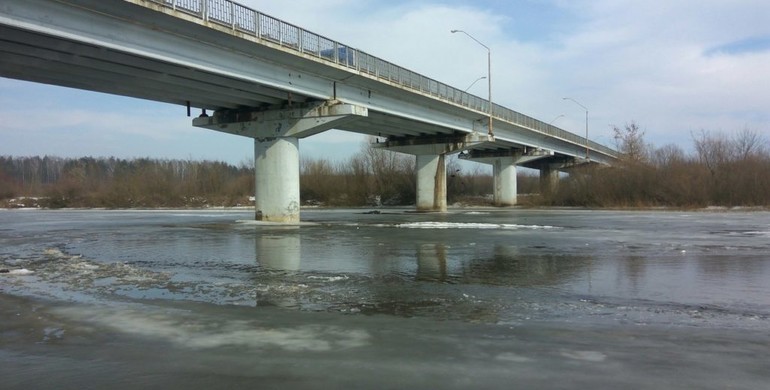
[0, 0, 617, 222]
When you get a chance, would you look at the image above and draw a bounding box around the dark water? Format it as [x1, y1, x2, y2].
[1, 208, 769, 389]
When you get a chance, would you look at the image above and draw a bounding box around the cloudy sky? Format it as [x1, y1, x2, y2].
[1, 0, 768, 165]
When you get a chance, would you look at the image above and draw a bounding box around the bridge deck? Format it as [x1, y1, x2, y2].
[0, 0, 617, 163]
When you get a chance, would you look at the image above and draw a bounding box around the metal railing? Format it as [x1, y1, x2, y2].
[146, 0, 617, 158]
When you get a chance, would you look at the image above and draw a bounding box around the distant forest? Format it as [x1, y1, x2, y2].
[2, 126, 770, 209]
[0, 142, 524, 209]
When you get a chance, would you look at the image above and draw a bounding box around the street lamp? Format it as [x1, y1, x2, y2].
[451, 29, 492, 137]
[549, 114, 565, 125]
[464, 76, 487, 92]
[563, 97, 589, 160]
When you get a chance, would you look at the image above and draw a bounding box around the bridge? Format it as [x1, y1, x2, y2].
[0, 0, 617, 222]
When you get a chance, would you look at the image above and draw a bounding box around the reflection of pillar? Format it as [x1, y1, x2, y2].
[540, 165, 559, 194]
[255, 137, 300, 223]
[416, 243, 447, 281]
[493, 157, 517, 206]
[257, 232, 301, 271]
[416, 154, 447, 212]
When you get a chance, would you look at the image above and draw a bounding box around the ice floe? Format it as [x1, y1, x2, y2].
[395, 222, 558, 230]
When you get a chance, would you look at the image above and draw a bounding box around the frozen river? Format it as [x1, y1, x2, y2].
[1, 208, 769, 389]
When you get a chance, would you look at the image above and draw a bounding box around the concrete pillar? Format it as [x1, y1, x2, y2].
[540, 165, 560, 195]
[254, 137, 300, 223]
[193, 101, 368, 222]
[416, 154, 447, 212]
[493, 158, 517, 206]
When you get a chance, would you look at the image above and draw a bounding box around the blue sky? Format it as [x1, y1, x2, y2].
[2, 0, 769, 165]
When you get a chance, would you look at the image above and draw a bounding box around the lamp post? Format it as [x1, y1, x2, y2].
[549, 114, 565, 125]
[563, 97, 589, 160]
[451, 29, 492, 137]
[464, 76, 487, 92]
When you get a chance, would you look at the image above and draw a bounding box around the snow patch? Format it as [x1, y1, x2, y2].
[395, 222, 557, 230]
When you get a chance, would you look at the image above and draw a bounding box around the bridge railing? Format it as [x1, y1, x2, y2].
[148, 0, 616, 158]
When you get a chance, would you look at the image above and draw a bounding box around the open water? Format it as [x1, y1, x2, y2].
[1, 208, 769, 389]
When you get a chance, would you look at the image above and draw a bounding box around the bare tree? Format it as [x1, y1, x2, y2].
[613, 121, 649, 163]
[692, 130, 733, 177]
[732, 127, 766, 161]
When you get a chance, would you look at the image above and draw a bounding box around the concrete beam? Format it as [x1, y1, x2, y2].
[193, 100, 368, 139]
[460, 147, 553, 165]
[377, 132, 491, 156]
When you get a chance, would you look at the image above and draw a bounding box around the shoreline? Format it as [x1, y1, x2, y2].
[2, 204, 769, 213]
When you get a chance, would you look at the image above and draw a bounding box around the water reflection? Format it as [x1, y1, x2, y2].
[256, 228, 301, 271]
[457, 245, 592, 287]
[416, 243, 447, 282]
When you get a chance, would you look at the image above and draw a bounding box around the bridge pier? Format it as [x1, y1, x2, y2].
[416, 154, 447, 211]
[539, 164, 560, 195]
[254, 137, 300, 222]
[194, 100, 367, 222]
[461, 147, 563, 206]
[492, 158, 518, 206]
[377, 133, 489, 212]
[461, 149, 524, 206]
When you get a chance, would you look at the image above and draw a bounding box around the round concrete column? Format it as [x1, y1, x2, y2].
[415, 154, 447, 212]
[493, 158, 517, 206]
[254, 137, 300, 223]
[539, 165, 560, 195]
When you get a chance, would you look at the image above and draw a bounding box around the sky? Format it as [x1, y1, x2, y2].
[1, 0, 769, 165]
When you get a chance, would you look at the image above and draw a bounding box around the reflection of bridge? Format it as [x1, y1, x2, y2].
[0, 0, 617, 222]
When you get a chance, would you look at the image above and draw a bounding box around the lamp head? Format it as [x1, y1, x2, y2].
[451, 30, 459, 33]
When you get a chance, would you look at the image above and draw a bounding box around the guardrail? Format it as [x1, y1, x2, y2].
[147, 0, 617, 158]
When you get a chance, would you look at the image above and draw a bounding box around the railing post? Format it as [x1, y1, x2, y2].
[231, 1, 235, 30]
[298, 29, 304, 53]
[255, 11, 260, 38]
[201, 0, 207, 21]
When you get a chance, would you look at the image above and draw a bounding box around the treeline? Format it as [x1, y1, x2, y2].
[298, 144, 533, 206]
[0, 143, 520, 208]
[5, 126, 767, 210]
[547, 124, 770, 208]
[0, 156, 254, 208]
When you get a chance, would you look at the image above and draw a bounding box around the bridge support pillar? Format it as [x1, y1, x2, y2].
[460, 148, 529, 206]
[416, 154, 447, 212]
[377, 132, 489, 212]
[254, 137, 300, 223]
[492, 158, 518, 206]
[193, 100, 368, 222]
[540, 165, 560, 195]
